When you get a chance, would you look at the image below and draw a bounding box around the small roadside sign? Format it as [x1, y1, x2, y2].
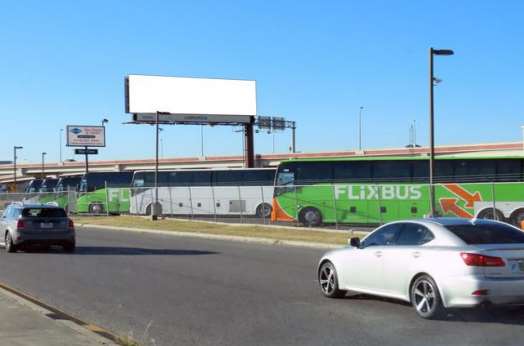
[75, 148, 98, 155]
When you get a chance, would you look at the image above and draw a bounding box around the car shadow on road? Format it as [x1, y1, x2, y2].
[42, 246, 219, 256]
[347, 293, 524, 325]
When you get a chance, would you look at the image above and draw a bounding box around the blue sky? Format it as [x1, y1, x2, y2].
[1, 0, 523, 163]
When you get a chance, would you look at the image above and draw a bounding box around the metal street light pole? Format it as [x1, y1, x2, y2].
[59, 129, 63, 164]
[358, 106, 364, 151]
[158, 127, 164, 158]
[13, 146, 23, 192]
[153, 111, 160, 220]
[41, 152, 47, 178]
[429, 47, 454, 217]
[200, 125, 204, 157]
[521, 126, 524, 151]
[290, 121, 296, 153]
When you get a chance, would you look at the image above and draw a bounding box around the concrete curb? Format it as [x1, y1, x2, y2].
[77, 224, 346, 250]
[0, 282, 121, 345]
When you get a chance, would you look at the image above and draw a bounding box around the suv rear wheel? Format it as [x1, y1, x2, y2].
[5, 232, 16, 253]
[63, 242, 75, 253]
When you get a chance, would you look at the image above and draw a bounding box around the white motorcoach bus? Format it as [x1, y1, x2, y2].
[130, 168, 276, 217]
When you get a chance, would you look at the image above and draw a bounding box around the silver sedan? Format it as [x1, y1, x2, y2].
[318, 218, 524, 319]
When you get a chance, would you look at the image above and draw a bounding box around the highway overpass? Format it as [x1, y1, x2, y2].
[1, 141, 522, 186]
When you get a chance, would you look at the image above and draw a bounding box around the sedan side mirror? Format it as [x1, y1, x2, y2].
[349, 237, 360, 248]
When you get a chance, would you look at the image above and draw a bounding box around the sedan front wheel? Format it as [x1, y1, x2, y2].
[318, 261, 346, 298]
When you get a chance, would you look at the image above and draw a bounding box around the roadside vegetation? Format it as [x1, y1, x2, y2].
[72, 215, 365, 246]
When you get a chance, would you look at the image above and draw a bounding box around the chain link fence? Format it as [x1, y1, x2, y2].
[1, 182, 523, 230]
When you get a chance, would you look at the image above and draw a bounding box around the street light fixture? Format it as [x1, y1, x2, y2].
[429, 47, 454, 217]
[41, 152, 47, 178]
[13, 146, 23, 192]
[101, 118, 109, 126]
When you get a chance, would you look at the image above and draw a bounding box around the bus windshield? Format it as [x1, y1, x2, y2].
[24, 179, 43, 193]
[79, 172, 134, 192]
[39, 179, 58, 192]
[55, 177, 81, 192]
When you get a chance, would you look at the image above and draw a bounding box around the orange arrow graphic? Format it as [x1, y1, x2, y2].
[444, 184, 481, 208]
[440, 198, 473, 218]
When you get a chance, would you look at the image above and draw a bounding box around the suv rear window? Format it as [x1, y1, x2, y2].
[446, 223, 524, 244]
[22, 208, 67, 218]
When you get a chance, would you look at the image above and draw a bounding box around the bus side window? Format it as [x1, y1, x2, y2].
[333, 161, 372, 183]
[193, 171, 211, 186]
[372, 161, 412, 183]
[453, 160, 495, 183]
[435, 160, 453, 183]
[243, 170, 275, 186]
[295, 163, 332, 185]
[495, 159, 522, 182]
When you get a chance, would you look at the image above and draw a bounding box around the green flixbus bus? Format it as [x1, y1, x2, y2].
[26, 175, 82, 211]
[76, 172, 134, 214]
[271, 151, 524, 227]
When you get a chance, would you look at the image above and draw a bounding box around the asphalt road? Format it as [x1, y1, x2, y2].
[0, 228, 523, 346]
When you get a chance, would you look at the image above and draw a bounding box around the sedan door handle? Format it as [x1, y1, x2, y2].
[412, 251, 421, 258]
[374, 251, 382, 258]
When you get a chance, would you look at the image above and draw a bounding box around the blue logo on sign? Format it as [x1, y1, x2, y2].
[71, 128, 82, 134]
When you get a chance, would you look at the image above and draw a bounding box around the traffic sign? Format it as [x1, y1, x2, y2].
[75, 148, 98, 155]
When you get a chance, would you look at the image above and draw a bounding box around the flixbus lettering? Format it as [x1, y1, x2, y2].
[334, 185, 422, 200]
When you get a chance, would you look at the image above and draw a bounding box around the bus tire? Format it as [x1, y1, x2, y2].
[299, 207, 323, 227]
[88, 203, 104, 215]
[256, 203, 272, 218]
[477, 208, 505, 222]
[510, 209, 524, 228]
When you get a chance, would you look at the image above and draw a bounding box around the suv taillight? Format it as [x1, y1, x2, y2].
[16, 219, 25, 230]
[460, 253, 505, 267]
[68, 219, 75, 231]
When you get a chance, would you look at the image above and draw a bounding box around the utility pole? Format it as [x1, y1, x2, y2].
[59, 129, 63, 163]
[153, 111, 160, 220]
[13, 146, 23, 192]
[41, 152, 47, 178]
[290, 121, 296, 153]
[200, 125, 204, 157]
[429, 47, 454, 217]
[358, 106, 364, 151]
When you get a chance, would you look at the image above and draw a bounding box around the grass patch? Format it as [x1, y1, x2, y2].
[116, 335, 140, 346]
[73, 215, 365, 246]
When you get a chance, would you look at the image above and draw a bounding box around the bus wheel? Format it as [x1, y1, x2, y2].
[510, 209, 524, 228]
[256, 203, 272, 218]
[299, 207, 322, 227]
[477, 208, 505, 222]
[88, 203, 104, 214]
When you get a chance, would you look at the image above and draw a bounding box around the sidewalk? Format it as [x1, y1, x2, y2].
[0, 287, 117, 346]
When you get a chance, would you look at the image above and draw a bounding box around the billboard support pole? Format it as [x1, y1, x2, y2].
[429, 48, 436, 217]
[291, 121, 296, 153]
[84, 146, 89, 174]
[152, 111, 160, 220]
[244, 117, 255, 168]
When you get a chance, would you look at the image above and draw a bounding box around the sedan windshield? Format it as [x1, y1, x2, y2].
[446, 223, 524, 244]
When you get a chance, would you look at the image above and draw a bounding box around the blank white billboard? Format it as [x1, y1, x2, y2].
[125, 75, 257, 117]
